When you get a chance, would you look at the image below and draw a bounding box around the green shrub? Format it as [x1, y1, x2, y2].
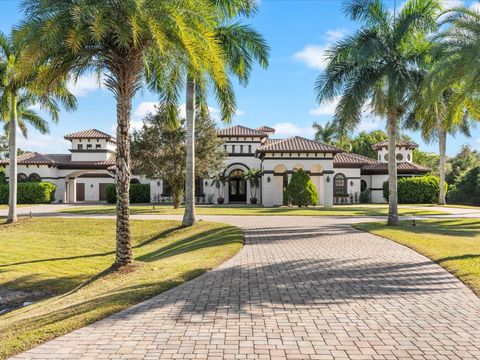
[359, 188, 371, 203]
[448, 166, 480, 205]
[382, 176, 446, 204]
[285, 169, 318, 207]
[105, 183, 150, 204]
[0, 182, 56, 204]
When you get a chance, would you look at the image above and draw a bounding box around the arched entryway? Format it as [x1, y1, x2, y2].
[228, 169, 246, 203]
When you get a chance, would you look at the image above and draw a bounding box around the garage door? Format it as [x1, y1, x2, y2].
[76, 183, 85, 202]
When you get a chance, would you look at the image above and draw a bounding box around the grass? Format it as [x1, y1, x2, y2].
[57, 204, 447, 216]
[0, 218, 243, 359]
[355, 219, 480, 295]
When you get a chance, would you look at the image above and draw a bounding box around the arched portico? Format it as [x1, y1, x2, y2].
[64, 169, 114, 203]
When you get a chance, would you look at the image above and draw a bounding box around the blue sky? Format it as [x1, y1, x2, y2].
[0, 0, 479, 156]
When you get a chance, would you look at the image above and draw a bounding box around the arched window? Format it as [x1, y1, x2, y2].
[130, 178, 140, 184]
[361, 179, 368, 192]
[229, 169, 244, 178]
[17, 173, 27, 182]
[334, 173, 347, 196]
[28, 173, 41, 182]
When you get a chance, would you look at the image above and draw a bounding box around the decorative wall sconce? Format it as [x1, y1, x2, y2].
[157, 181, 161, 187]
[267, 176, 271, 183]
[326, 176, 330, 183]
[350, 180, 354, 186]
[205, 181, 208, 186]
[90, 184, 94, 188]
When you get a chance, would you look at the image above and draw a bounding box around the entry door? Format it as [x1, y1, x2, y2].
[99, 183, 109, 201]
[76, 183, 85, 202]
[229, 177, 246, 202]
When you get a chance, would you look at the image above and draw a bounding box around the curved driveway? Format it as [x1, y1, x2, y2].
[11, 215, 480, 359]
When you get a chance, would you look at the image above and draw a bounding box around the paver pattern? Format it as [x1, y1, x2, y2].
[10, 216, 480, 360]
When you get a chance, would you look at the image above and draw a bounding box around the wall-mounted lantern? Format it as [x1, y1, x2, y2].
[350, 180, 354, 186]
[326, 176, 331, 183]
[157, 181, 161, 187]
[205, 181, 208, 186]
[267, 176, 271, 183]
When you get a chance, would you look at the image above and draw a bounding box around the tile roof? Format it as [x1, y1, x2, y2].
[64, 129, 116, 142]
[361, 161, 430, 174]
[217, 125, 268, 138]
[334, 153, 379, 168]
[372, 140, 418, 150]
[255, 126, 276, 133]
[257, 136, 343, 153]
[0, 152, 115, 168]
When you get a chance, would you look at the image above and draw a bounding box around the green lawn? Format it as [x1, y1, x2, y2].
[355, 219, 480, 295]
[58, 204, 447, 216]
[0, 218, 243, 359]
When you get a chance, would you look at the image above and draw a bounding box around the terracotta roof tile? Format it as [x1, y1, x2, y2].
[64, 129, 116, 142]
[334, 153, 379, 168]
[255, 126, 276, 133]
[0, 153, 116, 168]
[217, 125, 268, 137]
[257, 136, 343, 153]
[372, 140, 418, 150]
[362, 161, 430, 174]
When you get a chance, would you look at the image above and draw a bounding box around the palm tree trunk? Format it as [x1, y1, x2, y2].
[7, 94, 18, 224]
[438, 123, 447, 205]
[387, 111, 399, 226]
[114, 79, 133, 268]
[182, 75, 197, 226]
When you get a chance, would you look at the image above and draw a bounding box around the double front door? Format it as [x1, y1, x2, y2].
[229, 170, 246, 202]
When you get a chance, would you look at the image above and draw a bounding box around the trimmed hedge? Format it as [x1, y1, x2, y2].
[285, 169, 318, 207]
[106, 183, 150, 204]
[448, 166, 480, 205]
[383, 176, 446, 204]
[0, 182, 56, 204]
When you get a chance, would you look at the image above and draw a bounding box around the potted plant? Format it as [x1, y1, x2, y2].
[211, 172, 229, 204]
[243, 168, 262, 205]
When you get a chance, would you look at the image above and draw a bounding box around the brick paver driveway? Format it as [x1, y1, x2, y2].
[11, 216, 480, 360]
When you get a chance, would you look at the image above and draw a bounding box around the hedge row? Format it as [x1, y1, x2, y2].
[106, 183, 150, 204]
[383, 176, 446, 204]
[448, 166, 480, 205]
[0, 182, 56, 204]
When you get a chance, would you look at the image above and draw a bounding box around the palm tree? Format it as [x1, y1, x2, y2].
[433, 8, 480, 103]
[182, 0, 269, 226]
[0, 31, 75, 223]
[313, 121, 339, 144]
[405, 85, 478, 204]
[315, 0, 440, 225]
[243, 168, 261, 203]
[19, 0, 229, 268]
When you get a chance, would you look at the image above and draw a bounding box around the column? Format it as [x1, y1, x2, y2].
[323, 171, 334, 208]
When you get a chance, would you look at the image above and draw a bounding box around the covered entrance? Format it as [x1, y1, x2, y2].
[228, 169, 246, 203]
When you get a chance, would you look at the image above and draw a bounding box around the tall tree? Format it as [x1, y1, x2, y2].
[313, 121, 339, 144]
[0, 31, 75, 223]
[350, 130, 387, 159]
[131, 107, 226, 209]
[182, 0, 269, 226]
[20, 0, 229, 268]
[315, 0, 440, 225]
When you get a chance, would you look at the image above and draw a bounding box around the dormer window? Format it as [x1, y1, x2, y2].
[77, 144, 83, 150]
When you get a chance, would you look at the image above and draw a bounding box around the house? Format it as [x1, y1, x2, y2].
[0, 125, 430, 206]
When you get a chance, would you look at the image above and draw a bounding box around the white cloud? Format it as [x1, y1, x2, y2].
[325, 28, 348, 42]
[470, 1, 480, 11]
[441, 0, 464, 9]
[133, 101, 158, 121]
[309, 97, 339, 116]
[272, 122, 315, 138]
[294, 28, 349, 71]
[18, 133, 70, 153]
[293, 45, 330, 71]
[67, 74, 104, 97]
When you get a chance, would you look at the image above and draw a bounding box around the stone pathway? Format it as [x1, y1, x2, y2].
[10, 216, 480, 360]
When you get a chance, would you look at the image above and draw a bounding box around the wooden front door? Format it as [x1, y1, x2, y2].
[76, 182, 85, 202]
[99, 183, 109, 201]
